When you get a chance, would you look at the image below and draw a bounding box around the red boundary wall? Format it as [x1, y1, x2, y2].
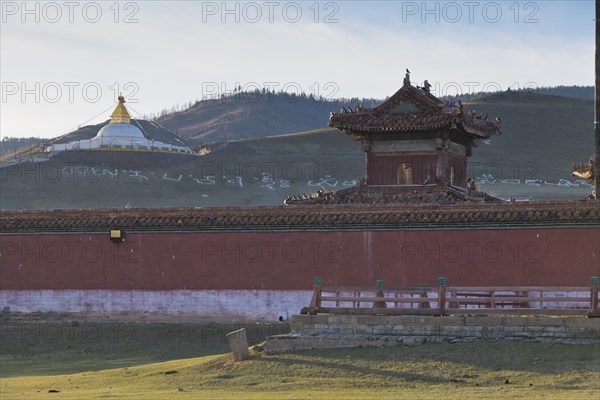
[1, 227, 599, 290]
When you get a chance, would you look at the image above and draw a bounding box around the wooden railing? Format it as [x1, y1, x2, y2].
[301, 277, 600, 317]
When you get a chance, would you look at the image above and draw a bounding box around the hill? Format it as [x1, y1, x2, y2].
[440, 86, 593, 103]
[465, 91, 593, 183]
[0, 128, 363, 209]
[153, 87, 592, 145]
[0, 92, 595, 210]
[27, 92, 371, 151]
[529, 85, 593, 101]
[154, 92, 370, 145]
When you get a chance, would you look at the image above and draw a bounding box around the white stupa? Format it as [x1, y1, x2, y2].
[47, 96, 193, 154]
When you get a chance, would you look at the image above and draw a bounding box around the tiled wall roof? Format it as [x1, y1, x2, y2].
[1, 201, 598, 233]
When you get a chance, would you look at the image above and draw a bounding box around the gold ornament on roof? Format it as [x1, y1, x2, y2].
[110, 95, 131, 124]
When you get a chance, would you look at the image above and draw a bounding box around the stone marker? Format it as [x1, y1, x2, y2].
[226, 328, 250, 361]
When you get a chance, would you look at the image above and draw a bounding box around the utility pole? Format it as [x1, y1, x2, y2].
[594, 0, 600, 200]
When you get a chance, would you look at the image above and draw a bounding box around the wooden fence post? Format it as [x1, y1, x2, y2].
[373, 279, 387, 308]
[309, 277, 322, 310]
[437, 277, 447, 316]
[419, 283, 431, 309]
[448, 284, 458, 309]
[588, 276, 599, 318]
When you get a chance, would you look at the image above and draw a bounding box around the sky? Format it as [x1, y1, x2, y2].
[0, 0, 595, 138]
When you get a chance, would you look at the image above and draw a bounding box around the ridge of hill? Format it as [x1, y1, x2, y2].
[155, 87, 592, 145]
[441, 85, 593, 103]
[530, 85, 592, 100]
[154, 92, 372, 145]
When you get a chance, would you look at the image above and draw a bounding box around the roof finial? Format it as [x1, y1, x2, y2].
[404, 68, 411, 86]
[110, 94, 131, 124]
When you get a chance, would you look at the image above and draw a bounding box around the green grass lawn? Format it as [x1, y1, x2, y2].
[0, 321, 598, 399]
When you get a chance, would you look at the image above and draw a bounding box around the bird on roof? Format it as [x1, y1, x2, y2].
[496, 117, 502, 122]
[406, 68, 411, 74]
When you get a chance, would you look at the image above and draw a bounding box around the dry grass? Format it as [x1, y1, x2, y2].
[1, 321, 598, 399]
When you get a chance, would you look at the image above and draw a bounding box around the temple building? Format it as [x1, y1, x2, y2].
[2, 73, 599, 322]
[286, 72, 502, 205]
[46, 96, 194, 154]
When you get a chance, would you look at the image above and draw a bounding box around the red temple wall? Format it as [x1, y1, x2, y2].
[366, 152, 467, 186]
[1, 227, 598, 290]
[437, 150, 467, 186]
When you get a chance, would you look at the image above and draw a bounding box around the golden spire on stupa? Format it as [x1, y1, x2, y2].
[110, 95, 131, 124]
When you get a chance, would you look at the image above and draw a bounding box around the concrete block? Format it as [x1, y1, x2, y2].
[226, 328, 249, 361]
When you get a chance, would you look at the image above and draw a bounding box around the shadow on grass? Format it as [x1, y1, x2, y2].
[262, 342, 600, 376]
[0, 322, 289, 378]
[253, 354, 446, 385]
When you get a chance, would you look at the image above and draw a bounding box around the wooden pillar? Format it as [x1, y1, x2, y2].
[437, 277, 447, 316]
[308, 277, 322, 311]
[373, 280, 387, 308]
[373, 290, 388, 308]
[448, 285, 458, 309]
[419, 290, 432, 309]
[589, 277, 599, 318]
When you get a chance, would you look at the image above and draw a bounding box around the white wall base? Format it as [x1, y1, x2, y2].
[0, 290, 312, 322]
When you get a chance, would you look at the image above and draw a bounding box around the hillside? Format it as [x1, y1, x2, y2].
[441, 85, 593, 103]
[466, 91, 593, 183]
[24, 93, 366, 151]
[0, 92, 595, 210]
[155, 92, 365, 144]
[529, 85, 593, 101]
[153, 87, 592, 145]
[0, 128, 363, 209]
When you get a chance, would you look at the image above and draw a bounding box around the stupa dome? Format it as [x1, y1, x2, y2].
[96, 123, 146, 140]
[46, 95, 193, 154]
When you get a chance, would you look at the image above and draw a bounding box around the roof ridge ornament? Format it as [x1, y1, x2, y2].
[403, 68, 411, 87]
[423, 80, 431, 93]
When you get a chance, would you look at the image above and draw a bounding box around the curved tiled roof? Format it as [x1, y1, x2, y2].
[572, 155, 595, 185]
[329, 79, 501, 138]
[283, 185, 499, 206]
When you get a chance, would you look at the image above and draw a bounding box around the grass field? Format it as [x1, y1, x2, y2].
[1, 321, 598, 399]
